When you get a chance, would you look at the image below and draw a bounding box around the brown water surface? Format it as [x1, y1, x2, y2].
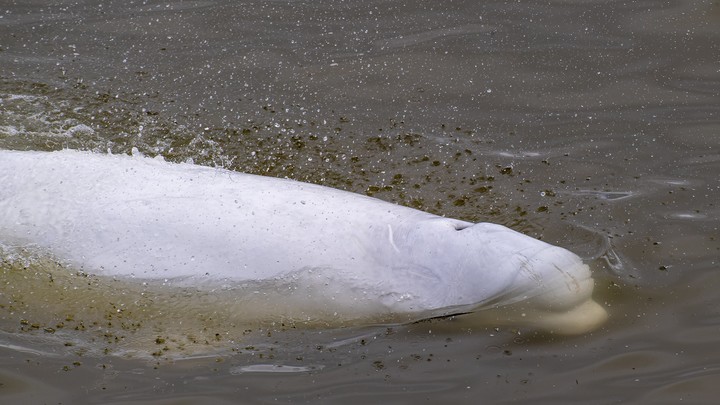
[1, 0, 719, 403]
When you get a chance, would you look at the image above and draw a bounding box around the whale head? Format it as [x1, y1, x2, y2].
[401, 218, 607, 333]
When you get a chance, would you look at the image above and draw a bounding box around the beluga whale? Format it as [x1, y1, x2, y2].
[0, 149, 607, 341]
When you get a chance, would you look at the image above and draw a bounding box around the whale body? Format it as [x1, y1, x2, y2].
[0, 149, 607, 333]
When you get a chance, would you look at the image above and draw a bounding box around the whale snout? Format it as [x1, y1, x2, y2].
[511, 246, 608, 333]
[504, 245, 594, 309]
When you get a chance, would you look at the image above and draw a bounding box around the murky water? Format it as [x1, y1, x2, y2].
[1, 0, 719, 403]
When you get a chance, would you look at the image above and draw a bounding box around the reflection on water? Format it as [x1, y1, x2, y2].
[1, 0, 719, 403]
[230, 364, 326, 374]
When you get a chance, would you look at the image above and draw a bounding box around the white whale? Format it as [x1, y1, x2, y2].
[0, 149, 607, 334]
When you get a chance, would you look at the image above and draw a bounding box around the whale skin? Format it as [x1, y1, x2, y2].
[0, 149, 607, 333]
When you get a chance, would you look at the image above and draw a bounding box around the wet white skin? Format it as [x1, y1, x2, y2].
[0, 149, 607, 333]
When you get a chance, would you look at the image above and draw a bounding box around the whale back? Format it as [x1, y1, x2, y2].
[0, 149, 432, 282]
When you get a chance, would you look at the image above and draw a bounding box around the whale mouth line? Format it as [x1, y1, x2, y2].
[411, 311, 475, 324]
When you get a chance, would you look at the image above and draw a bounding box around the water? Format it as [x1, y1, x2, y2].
[1, 0, 719, 403]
